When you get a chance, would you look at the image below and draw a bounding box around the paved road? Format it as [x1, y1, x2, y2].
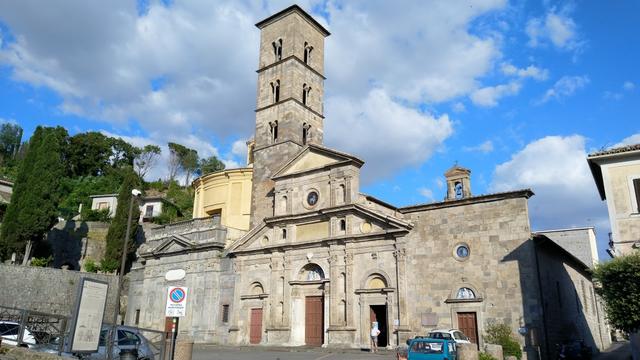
[192, 345, 395, 360]
[594, 341, 632, 360]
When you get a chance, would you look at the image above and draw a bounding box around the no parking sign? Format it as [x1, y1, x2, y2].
[165, 286, 188, 317]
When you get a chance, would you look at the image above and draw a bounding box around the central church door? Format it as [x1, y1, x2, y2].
[305, 296, 324, 346]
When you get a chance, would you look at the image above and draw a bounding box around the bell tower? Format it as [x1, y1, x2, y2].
[250, 5, 330, 227]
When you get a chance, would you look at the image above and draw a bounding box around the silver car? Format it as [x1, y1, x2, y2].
[89, 325, 156, 360]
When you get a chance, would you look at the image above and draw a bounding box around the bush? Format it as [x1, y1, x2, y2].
[592, 252, 640, 333]
[30, 256, 52, 267]
[479, 353, 498, 360]
[100, 258, 120, 273]
[84, 258, 100, 273]
[485, 323, 522, 360]
[82, 208, 111, 222]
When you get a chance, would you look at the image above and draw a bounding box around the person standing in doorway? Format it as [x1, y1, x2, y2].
[370, 321, 380, 352]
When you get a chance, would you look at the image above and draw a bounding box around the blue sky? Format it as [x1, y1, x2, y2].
[0, 1, 638, 259]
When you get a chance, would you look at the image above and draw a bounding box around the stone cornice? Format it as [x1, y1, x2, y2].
[255, 97, 325, 119]
[399, 189, 534, 213]
[257, 55, 326, 79]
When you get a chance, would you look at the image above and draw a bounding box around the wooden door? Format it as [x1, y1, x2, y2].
[305, 296, 324, 346]
[249, 308, 263, 344]
[457, 312, 479, 347]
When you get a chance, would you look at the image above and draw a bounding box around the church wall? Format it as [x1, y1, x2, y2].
[401, 197, 543, 354]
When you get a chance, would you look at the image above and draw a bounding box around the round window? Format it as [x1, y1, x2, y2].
[307, 191, 319, 206]
[454, 243, 470, 260]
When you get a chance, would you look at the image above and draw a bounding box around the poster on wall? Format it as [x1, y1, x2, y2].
[68, 278, 109, 352]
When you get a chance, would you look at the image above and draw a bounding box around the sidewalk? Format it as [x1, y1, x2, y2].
[195, 343, 395, 355]
[594, 341, 632, 360]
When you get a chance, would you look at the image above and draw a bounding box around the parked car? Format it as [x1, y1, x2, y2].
[427, 329, 471, 344]
[88, 325, 156, 360]
[0, 321, 36, 348]
[407, 338, 457, 360]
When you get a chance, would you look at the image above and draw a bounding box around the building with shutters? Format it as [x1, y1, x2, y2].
[587, 143, 640, 257]
[126, 5, 610, 359]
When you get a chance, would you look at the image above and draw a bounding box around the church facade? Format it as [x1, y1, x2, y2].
[127, 6, 609, 359]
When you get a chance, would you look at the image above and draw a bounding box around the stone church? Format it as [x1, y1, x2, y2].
[127, 5, 609, 359]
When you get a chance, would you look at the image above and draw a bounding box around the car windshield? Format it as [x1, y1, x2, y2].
[411, 341, 444, 354]
[428, 332, 452, 340]
[0, 323, 19, 336]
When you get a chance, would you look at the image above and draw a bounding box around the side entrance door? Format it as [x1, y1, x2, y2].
[249, 308, 263, 344]
[305, 296, 324, 346]
[457, 312, 479, 348]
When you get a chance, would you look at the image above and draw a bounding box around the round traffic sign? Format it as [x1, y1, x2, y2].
[169, 287, 186, 303]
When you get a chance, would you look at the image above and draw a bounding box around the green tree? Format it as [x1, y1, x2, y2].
[198, 155, 225, 176]
[592, 252, 640, 333]
[134, 144, 161, 179]
[0, 126, 68, 260]
[66, 132, 113, 177]
[168, 142, 198, 185]
[0, 123, 23, 163]
[103, 169, 141, 272]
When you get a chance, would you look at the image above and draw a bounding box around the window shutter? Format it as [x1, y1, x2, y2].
[634, 178, 640, 212]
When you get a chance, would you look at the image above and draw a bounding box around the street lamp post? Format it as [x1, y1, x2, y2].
[108, 189, 141, 360]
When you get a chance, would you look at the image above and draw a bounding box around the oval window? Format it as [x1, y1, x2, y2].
[307, 191, 319, 206]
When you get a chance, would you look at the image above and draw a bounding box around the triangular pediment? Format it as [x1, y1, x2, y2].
[153, 234, 194, 255]
[226, 204, 412, 255]
[273, 145, 364, 179]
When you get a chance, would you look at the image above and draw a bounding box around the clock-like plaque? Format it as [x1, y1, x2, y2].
[307, 191, 319, 206]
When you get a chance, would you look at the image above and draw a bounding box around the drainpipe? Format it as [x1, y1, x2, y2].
[394, 243, 401, 347]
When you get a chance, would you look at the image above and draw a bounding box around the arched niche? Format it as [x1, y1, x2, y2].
[358, 269, 393, 290]
[298, 263, 325, 281]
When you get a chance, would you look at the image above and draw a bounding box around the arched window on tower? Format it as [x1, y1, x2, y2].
[269, 120, 278, 143]
[302, 123, 311, 145]
[303, 42, 313, 64]
[272, 39, 282, 61]
[454, 181, 463, 199]
[270, 80, 280, 103]
[302, 84, 311, 106]
[339, 219, 346, 231]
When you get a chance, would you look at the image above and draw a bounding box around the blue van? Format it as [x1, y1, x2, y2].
[407, 338, 457, 360]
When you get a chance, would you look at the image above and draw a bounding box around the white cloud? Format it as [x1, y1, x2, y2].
[540, 75, 589, 103]
[623, 81, 636, 91]
[491, 135, 608, 232]
[325, 89, 453, 182]
[463, 140, 494, 154]
[0, 0, 515, 182]
[612, 133, 640, 148]
[470, 81, 521, 107]
[500, 63, 548, 81]
[452, 102, 466, 113]
[418, 187, 434, 201]
[526, 10, 582, 52]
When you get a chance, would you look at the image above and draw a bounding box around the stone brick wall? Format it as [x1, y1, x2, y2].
[535, 239, 611, 355]
[0, 264, 118, 322]
[46, 220, 109, 271]
[401, 196, 542, 352]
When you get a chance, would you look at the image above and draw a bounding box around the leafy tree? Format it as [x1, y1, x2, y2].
[168, 142, 198, 184]
[134, 144, 161, 179]
[109, 137, 138, 169]
[0, 126, 68, 260]
[0, 123, 23, 163]
[66, 132, 113, 177]
[484, 323, 522, 360]
[166, 180, 193, 219]
[198, 155, 225, 176]
[104, 169, 141, 272]
[57, 174, 123, 220]
[593, 252, 640, 333]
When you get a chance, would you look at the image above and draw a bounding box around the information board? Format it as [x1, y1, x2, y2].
[69, 278, 109, 352]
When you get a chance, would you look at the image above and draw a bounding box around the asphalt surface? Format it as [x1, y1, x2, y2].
[192, 345, 396, 360]
[593, 341, 632, 360]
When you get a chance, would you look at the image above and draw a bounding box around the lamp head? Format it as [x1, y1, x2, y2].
[131, 189, 142, 197]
